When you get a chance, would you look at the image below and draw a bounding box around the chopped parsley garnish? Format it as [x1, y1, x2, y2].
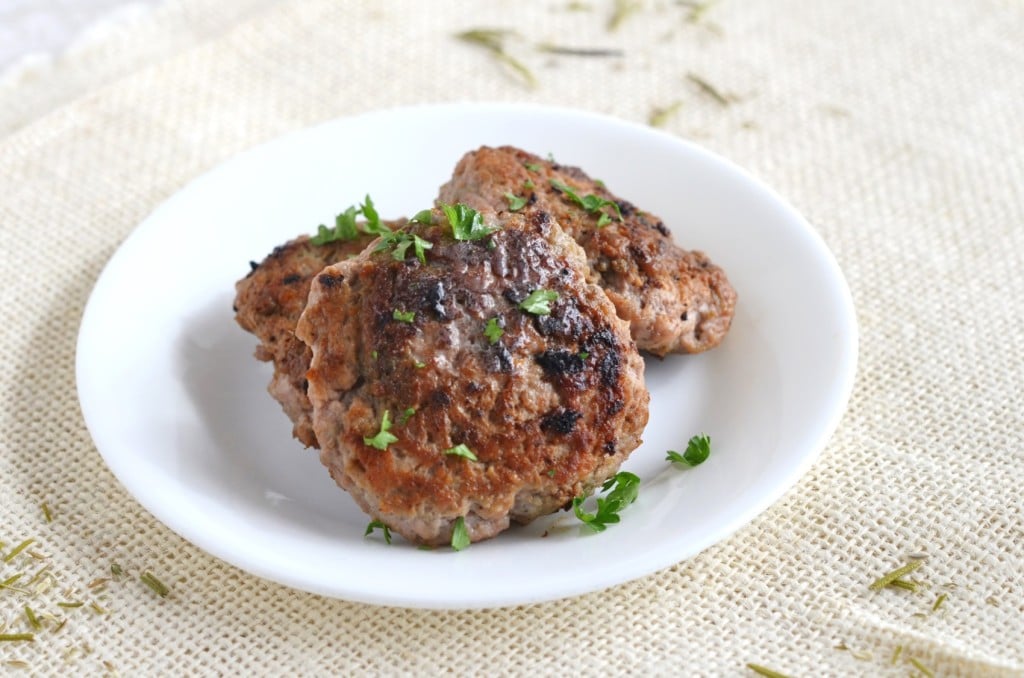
[519, 289, 558, 315]
[399, 407, 416, 425]
[572, 471, 640, 532]
[410, 209, 434, 224]
[549, 178, 623, 223]
[666, 434, 711, 467]
[413, 359, 427, 369]
[360, 194, 387, 234]
[393, 309, 415, 323]
[375, 230, 433, 264]
[451, 517, 471, 551]
[484, 317, 504, 343]
[524, 162, 542, 172]
[364, 410, 399, 450]
[523, 179, 535, 190]
[441, 203, 495, 241]
[503, 192, 528, 211]
[310, 195, 391, 245]
[444, 444, 479, 461]
[364, 520, 392, 544]
[579, 351, 590, 360]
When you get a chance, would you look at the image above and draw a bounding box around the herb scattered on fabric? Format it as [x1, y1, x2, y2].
[745, 664, 790, 678]
[139, 571, 169, 598]
[869, 559, 924, 591]
[572, 471, 640, 532]
[608, 0, 641, 31]
[649, 101, 683, 128]
[455, 29, 536, 88]
[686, 72, 735, 106]
[536, 43, 623, 57]
[908, 657, 935, 678]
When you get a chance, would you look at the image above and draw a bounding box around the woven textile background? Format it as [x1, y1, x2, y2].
[1, 0, 1022, 675]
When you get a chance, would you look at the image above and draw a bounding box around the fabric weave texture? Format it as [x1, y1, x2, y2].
[0, 0, 1022, 674]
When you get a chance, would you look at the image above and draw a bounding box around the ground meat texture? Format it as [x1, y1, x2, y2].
[295, 208, 649, 546]
[233, 226, 400, 447]
[436, 145, 738, 356]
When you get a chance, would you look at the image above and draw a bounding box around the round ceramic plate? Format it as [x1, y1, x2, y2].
[76, 103, 857, 609]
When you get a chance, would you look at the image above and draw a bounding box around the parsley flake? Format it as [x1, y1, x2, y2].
[572, 471, 640, 532]
[310, 195, 392, 245]
[451, 517, 471, 551]
[523, 179, 535, 190]
[375, 230, 433, 264]
[393, 309, 415, 323]
[524, 162, 542, 172]
[519, 289, 558, 315]
[410, 209, 434, 224]
[579, 351, 590, 360]
[549, 178, 623, 223]
[666, 434, 711, 467]
[364, 410, 399, 450]
[441, 203, 495, 241]
[504, 192, 528, 211]
[399, 407, 416, 425]
[484, 317, 504, 343]
[364, 520, 392, 544]
[444, 444, 479, 461]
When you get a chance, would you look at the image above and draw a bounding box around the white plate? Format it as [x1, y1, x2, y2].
[76, 103, 857, 609]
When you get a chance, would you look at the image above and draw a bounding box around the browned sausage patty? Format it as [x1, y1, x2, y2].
[295, 208, 649, 545]
[234, 231, 383, 447]
[437, 146, 737, 356]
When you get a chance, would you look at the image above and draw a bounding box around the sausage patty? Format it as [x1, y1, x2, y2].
[437, 146, 737, 356]
[295, 207, 649, 545]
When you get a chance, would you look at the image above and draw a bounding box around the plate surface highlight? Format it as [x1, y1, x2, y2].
[77, 103, 857, 608]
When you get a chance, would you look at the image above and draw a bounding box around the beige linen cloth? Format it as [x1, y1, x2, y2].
[1, 0, 1022, 674]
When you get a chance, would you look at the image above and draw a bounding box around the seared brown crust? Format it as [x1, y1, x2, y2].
[437, 146, 737, 356]
[233, 232, 382, 447]
[295, 209, 649, 545]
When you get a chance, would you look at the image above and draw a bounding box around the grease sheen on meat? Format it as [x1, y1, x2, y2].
[437, 146, 737, 356]
[295, 209, 649, 546]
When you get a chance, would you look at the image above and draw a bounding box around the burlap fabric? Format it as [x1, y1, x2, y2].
[1, 0, 1022, 674]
